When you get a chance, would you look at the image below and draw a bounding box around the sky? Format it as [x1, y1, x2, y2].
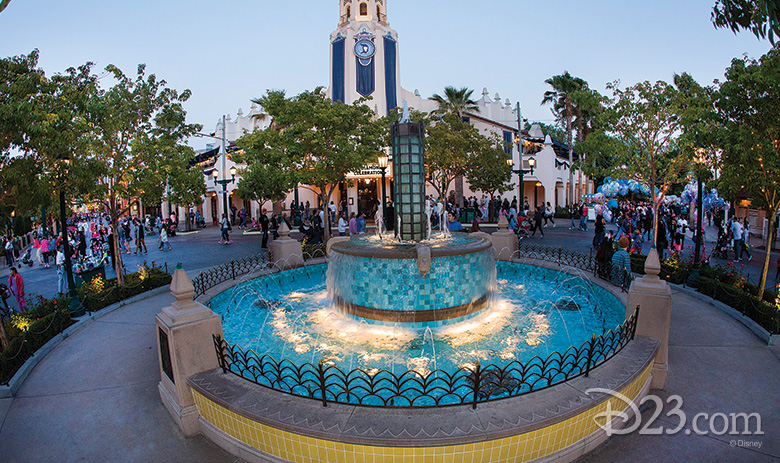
[0, 0, 772, 149]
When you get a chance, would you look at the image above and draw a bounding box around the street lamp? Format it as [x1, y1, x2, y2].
[687, 147, 707, 288]
[378, 150, 389, 221]
[213, 166, 237, 224]
[55, 153, 83, 317]
[508, 154, 535, 212]
[511, 102, 537, 214]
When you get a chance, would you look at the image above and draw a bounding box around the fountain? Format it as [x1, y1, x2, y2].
[183, 110, 657, 463]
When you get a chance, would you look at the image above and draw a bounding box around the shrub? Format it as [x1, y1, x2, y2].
[1, 263, 171, 384]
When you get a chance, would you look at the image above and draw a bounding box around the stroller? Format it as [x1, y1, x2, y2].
[711, 233, 731, 260]
[515, 216, 533, 239]
[20, 248, 34, 267]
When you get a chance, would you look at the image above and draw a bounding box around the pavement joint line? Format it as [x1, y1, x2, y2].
[0, 397, 11, 436]
[93, 320, 157, 327]
[13, 378, 159, 400]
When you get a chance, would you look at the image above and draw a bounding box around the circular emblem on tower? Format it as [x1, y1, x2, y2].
[353, 29, 376, 61]
[354, 39, 376, 59]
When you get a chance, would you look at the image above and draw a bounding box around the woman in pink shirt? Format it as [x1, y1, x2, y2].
[39, 237, 50, 268]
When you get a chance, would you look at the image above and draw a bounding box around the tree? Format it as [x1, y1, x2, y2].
[595, 78, 703, 250]
[464, 137, 514, 201]
[542, 72, 588, 205]
[246, 88, 384, 242]
[715, 48, 780, 298]
[0, 0, 11, 14]
[425, 113, 484, 201]
[429, 86, 479, 207]
[712, 0, 780, 43]
[78, 64, 200, 284]
[0, 50, 97, 233]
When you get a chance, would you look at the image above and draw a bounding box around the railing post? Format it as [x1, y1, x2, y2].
[318, 359, 328, 408]
[631, 305, 640, 340]
[213, 335, 227, 374]
[471, 361, 481, 409]
[584, 334, 596, 377]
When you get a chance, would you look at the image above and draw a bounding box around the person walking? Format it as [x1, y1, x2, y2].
[579, 204, 589, 232]
[39, 236, 50, 268]
[134, 218, 147, 254]
[4, 238, 14, 267]
[531, 205, 544, 238]
[611, 236, 633, 287]
[337, 213, 347, 237]
[741, 217, 752, 262]
[544, 202, 556, 227]
[260, 211, 270, 249]
[219, 213, 232, 244]
[159, 226, 172, 251]
[348, 213, 358, 236]
[594, 211, 605, 248]
[56, 245, 67, 295]
[731, 217, 744, 262]
[8, 267, 26, 312]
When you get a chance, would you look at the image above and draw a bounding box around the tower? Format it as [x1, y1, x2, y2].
[329, 0, 400, 116]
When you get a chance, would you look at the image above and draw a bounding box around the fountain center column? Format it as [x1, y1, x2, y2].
[392, 119, 426, 241]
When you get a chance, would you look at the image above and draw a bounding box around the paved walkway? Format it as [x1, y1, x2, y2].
[1, 271, 778, 461]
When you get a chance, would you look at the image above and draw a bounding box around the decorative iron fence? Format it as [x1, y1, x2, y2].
[514, 243, 632, 292]
[192, 253, 271, 298]
[213, 306, 640, 409]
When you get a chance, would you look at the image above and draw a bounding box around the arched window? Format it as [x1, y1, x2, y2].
[346, 5, 351, 17]
[359, 2, 367, 15]
[377, 5, 381, 16]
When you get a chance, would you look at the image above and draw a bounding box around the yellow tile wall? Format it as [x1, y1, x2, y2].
[192, 363, 651, 463]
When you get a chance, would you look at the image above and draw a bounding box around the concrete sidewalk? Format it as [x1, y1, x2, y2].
[0, 278, 778, 461]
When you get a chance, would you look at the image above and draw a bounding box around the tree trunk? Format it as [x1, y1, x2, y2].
[0, 318, 7, 350]
[576, 107, 584, 200]
[455, 176, 464, 209]
[758, 212, 777, 300]
[566, 98, 574, 205]
[109, 197, 125, 286]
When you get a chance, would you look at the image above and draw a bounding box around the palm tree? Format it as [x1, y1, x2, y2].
[541, 72, 586, 205]
[430, 86, 479, 117]
[571, 86, 604, 201]
[429, 86, 479, 207]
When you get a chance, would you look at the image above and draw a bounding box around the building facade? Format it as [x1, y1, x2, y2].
[181, 1, 592, 225]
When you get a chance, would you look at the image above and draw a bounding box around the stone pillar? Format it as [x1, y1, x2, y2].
[268, 220, 304, 270]
[627, 248, 671, 389]
[489, 215, 518, 261]
[155, 264, 224, 436]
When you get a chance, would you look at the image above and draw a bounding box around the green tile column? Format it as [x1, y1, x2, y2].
[391, 121, 426, 241]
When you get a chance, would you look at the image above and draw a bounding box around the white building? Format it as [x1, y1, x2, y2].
[183, 0, 591, 225]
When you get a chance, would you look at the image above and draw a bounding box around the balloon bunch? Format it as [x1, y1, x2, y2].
[597, 177, 651, 198]
[703, 188, 727, 211]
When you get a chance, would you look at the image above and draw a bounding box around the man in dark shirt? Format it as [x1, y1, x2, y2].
[260, 211, 270, 249]
[531, 206, 545, 237]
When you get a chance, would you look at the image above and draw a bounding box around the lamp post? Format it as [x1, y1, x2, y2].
[56, 154, 83, 317]
[507, 156, 536, 213]
[378, 150, 389, 218]
[511, 102, 536, 213]
[687, 148, 706, 288]
[212, 166, 237, 223]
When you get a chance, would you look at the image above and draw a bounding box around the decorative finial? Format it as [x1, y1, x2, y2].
[400, 99, 411, 123]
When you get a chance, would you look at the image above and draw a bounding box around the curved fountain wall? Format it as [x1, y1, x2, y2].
[327, 235, 496, 324]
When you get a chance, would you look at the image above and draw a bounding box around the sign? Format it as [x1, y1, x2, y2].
[346, 165, 392, 179]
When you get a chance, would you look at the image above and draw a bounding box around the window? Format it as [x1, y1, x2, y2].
[347, 5, 351, 17]
[360, 2, 367, 15]
[377, 5, 381, 16]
